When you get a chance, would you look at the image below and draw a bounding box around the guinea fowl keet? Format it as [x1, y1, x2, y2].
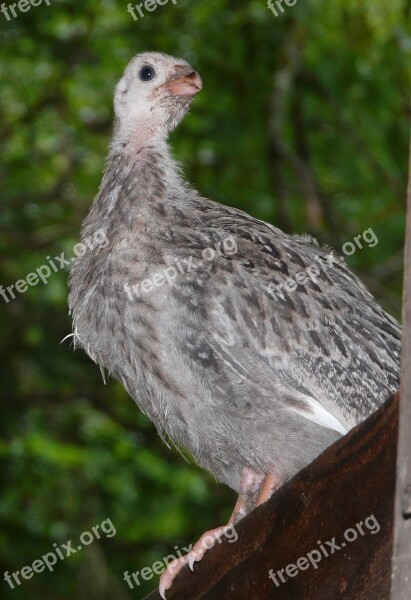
[68, 52, 401, 597]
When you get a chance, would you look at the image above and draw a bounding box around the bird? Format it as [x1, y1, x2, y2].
[68, 51, 402, 597]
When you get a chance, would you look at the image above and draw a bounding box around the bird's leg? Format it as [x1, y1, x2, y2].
[228, 466, 266, 523]
[159, 466, 266, 599]
[255, 472, 281, 507]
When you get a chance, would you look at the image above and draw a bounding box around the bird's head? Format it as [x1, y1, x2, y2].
[113, 51, 202, 145]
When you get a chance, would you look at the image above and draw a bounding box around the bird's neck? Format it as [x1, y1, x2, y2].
[108, 137, 186, 197]
[111, 120, 167, 152]
[80, 138, 187, 242]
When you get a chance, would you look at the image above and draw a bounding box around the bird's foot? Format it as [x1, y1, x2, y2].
[158, 467, 281, 599]
[159, 555, 186, 600]
[159, 525, 231, 599]
[186, 525, 232, 570]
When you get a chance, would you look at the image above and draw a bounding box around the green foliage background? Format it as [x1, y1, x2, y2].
[0, 0, 409, 598]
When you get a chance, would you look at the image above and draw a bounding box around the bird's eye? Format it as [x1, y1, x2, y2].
[139, 65, 155, 82]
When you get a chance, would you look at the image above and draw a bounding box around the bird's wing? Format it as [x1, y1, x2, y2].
[186, 199, 401, 430]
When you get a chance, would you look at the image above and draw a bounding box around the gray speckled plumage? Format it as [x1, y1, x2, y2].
[68, 52, 401, 495]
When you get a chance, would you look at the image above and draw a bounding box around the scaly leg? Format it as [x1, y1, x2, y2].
[159, 467, 281, 598]
[256, 473, 280, 506]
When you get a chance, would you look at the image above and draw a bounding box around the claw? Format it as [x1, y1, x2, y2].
[188, 553, 197, 571]
[159, 583, 168, 600]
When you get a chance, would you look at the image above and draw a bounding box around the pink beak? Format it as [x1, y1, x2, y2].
[166, 71, 203, 98]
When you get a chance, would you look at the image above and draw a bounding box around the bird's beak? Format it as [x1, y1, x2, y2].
[166, 71, 203, 98]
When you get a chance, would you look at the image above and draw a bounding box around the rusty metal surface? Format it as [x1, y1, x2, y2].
[144, 393, 398, 600]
